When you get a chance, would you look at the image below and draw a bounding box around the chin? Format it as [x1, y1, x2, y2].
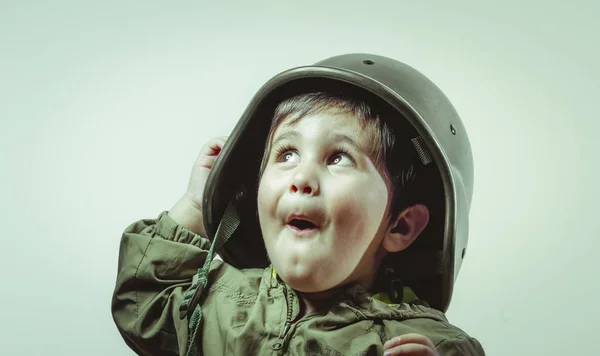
[276, 264, 343, 293]
[285, 278, 328, 293]
[286, 280, 331, 293]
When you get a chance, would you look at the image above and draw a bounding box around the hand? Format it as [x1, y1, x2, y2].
[383, 333, 439, 356]
[169, 136, 228, 236]
[185, 136, 228, 208]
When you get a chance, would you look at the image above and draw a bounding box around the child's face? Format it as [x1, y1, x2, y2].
[257, 111, 391, 293]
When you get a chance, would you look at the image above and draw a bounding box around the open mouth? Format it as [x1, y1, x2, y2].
[287, 218, 317, 231]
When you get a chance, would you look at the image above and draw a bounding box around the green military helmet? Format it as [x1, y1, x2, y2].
[201, 53, 474, 312]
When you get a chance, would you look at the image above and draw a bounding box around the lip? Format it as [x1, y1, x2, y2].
[286, 223, 319, 236]
[285, 213, 321, 236]
[286, 213, 318, 225]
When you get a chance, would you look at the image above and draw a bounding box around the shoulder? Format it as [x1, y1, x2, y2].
[371, 303, 485, 355]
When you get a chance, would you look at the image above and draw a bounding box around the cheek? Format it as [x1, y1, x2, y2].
[257, 172, 285, 219]
[329, 179, 389, 236]
[257, 179, 272, 219]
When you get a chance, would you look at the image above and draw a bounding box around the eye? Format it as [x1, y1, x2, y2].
[282, 151, 300, 162]
[329, 152, 354, 166]
[274, 145, 300, 163]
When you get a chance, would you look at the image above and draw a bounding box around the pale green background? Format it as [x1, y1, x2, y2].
[1, 1, 598, 355]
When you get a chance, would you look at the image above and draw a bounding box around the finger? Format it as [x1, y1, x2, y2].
[213, 136, 228, 146]
[197, 137, 227, 161]
[203, 137, 228, 155]
[194, 137, 228, 169]
[383, 343, 437, 356]
[384, 334, 436, 350]
[214, 136, 228, 145]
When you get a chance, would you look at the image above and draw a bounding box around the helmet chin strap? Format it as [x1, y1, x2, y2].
[179, 190, 244, 356]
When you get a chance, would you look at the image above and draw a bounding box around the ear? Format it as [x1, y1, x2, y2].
[382, 204, 430, 253]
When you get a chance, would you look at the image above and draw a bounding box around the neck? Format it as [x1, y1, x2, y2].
[295, 288, 342, 316]
[295, 270, 378, 316]
[288, 246, 388, 317]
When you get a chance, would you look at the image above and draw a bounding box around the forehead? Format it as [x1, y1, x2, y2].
[272, 110, 370, 143]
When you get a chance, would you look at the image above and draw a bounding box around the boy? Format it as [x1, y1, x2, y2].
[112, 54, 485, 355]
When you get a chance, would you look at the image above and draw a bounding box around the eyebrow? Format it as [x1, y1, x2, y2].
[271, 131, 301, 148]
[272, 130, 365, 153]
[330, 133, 365, 153]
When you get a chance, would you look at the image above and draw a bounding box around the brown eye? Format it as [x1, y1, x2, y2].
[329, 153, 353, 166]
[279, 150, 300, 163]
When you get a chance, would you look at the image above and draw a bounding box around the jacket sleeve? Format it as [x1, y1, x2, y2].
[111, 211, 211, 356]
[436, 335, 486, 356]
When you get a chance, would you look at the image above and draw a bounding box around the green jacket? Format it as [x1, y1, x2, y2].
[112, 212, 485, 355]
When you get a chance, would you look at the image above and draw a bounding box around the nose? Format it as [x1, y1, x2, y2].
[290, 162, 319, 196]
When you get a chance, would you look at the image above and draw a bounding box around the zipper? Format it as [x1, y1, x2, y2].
[271, 284, 294, 352]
